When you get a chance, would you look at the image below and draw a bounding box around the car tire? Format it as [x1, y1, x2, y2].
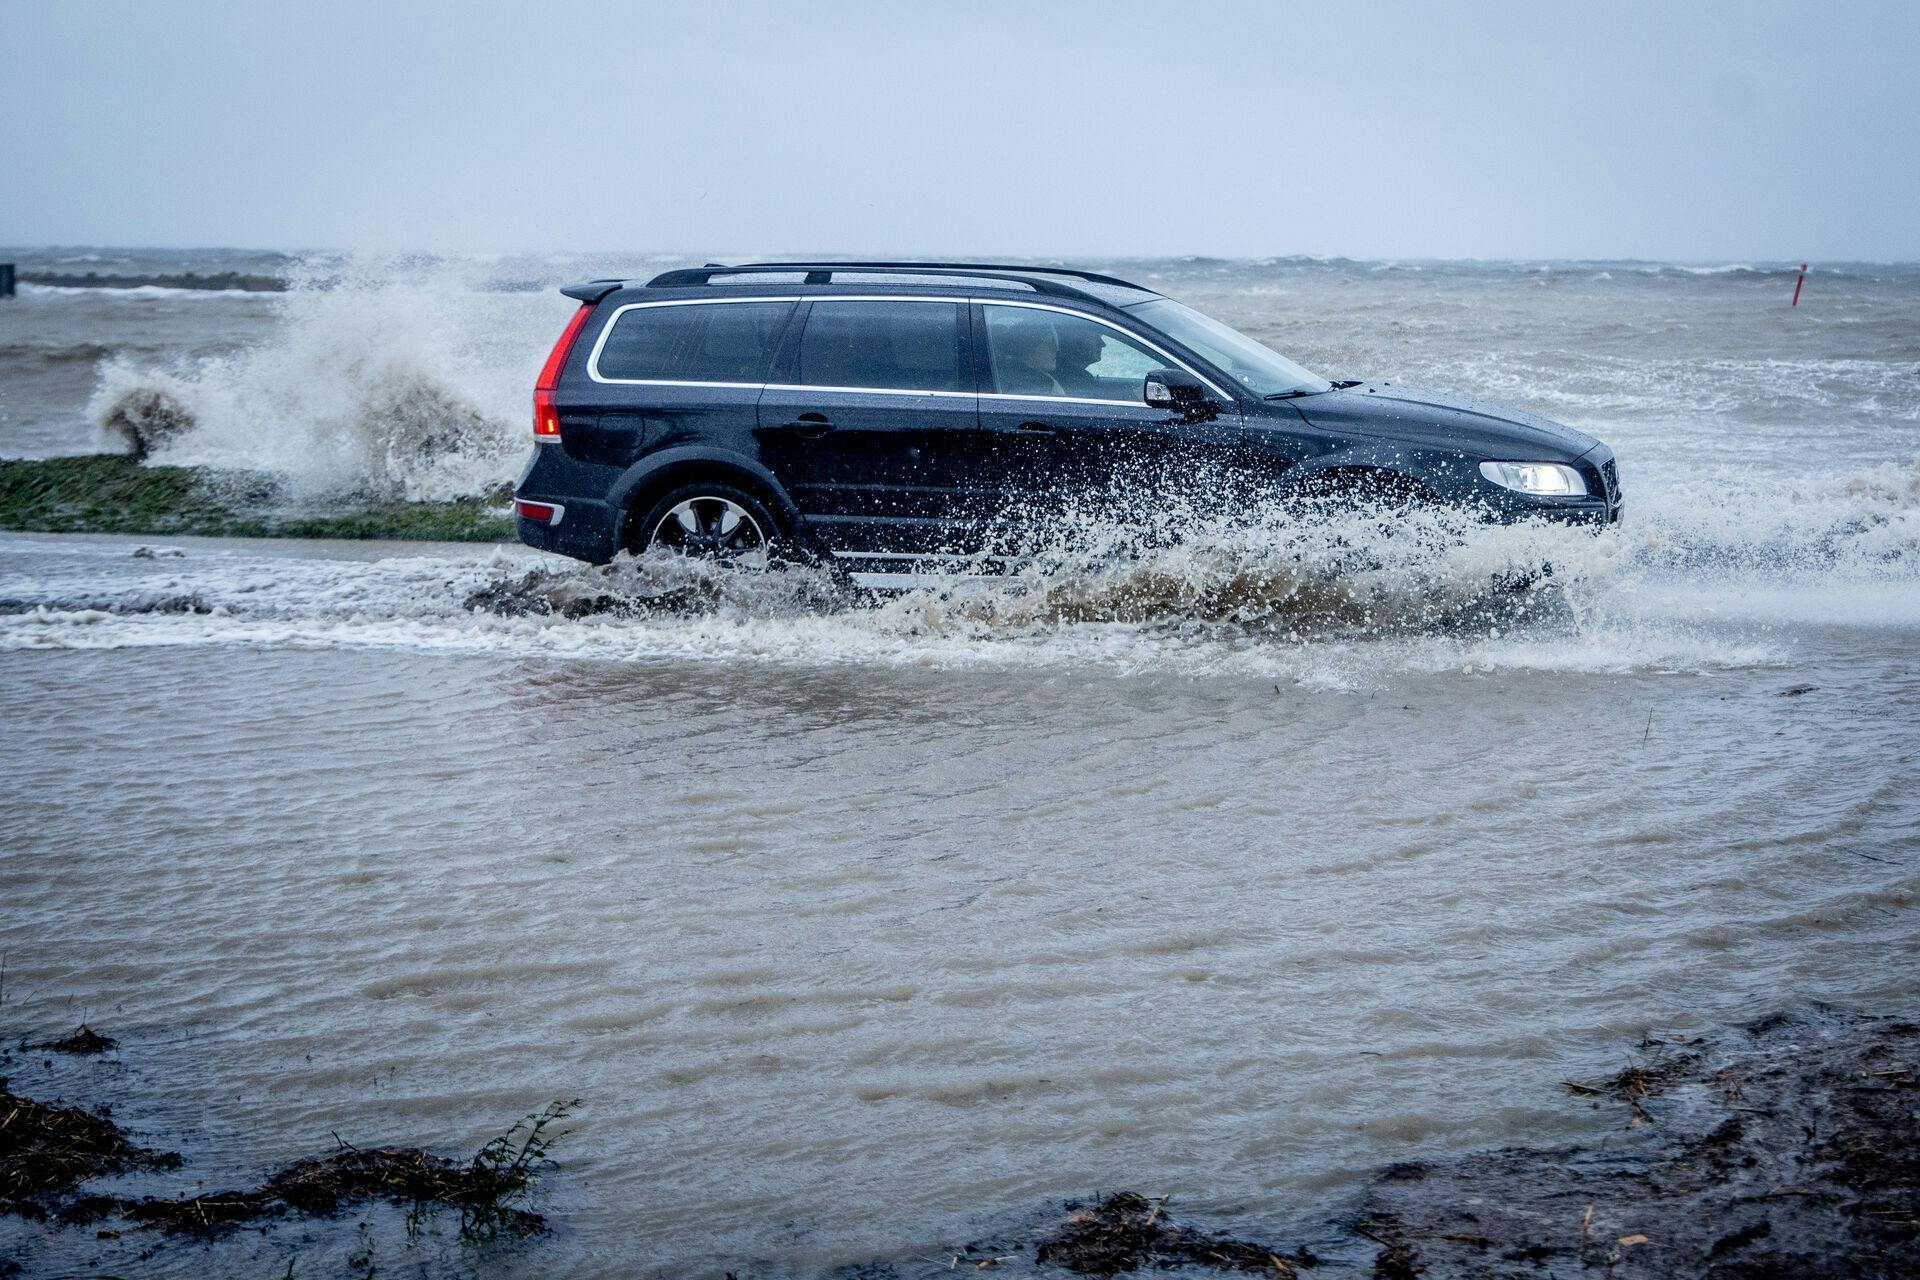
[629, 482, 786, 568]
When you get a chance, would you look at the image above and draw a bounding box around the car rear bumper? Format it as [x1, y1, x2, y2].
[516, 504, 622, 562]
[514, 448, 625, 562]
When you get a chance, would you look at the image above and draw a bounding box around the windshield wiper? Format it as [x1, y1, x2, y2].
[1263, 388, 1318, 400]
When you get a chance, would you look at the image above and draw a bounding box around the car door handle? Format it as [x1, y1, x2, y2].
[788, 412, 834, 438]
[1017, 420, 1056, 433]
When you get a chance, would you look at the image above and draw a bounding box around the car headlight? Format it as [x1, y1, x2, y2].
[1478, 461, 1588, 497]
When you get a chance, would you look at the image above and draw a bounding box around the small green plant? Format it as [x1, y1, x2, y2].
[456, 1098, 581, 1240]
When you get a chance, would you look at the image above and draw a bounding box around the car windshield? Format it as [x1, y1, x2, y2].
[1128, 298, 1330, 399]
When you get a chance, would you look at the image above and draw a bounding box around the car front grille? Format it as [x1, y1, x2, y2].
[1601, 457, 1622, 521]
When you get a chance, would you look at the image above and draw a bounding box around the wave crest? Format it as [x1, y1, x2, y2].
[85, 255, 568, 500]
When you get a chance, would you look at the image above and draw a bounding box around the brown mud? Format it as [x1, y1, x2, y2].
[462, 557, 850, 619]
[463, 563, 730, 619]
[1034, 1192, 1316, 1275]
[942, 1006, 1917, 1277]
[1352, 1006, 1919, 1277]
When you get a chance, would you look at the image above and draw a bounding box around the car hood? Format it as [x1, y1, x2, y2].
[1291, 384, 1601, 460]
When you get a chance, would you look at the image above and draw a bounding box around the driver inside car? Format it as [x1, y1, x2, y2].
[1053, 325, 1107, 397]
[998, 317, 1065, 396]
[997, 316, 1105, 398]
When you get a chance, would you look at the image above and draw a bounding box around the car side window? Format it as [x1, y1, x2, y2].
[793, 301, 965, 393]
[982, 305, 1163, 401]
[596, 301, 795, 383]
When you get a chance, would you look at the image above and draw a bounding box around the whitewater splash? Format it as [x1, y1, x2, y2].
[87, 255, 575, 500]
[9, 462, 1918, 684]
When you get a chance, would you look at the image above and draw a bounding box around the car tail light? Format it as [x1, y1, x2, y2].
[515, 499, 563, 525]
[534, 305, 595, 441]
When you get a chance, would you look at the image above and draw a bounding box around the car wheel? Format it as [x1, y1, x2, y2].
[631, 482, 782, 569]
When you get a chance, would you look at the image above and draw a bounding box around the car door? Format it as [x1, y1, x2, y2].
[972, 302, 1243, 552]
[756, 298, 985, 558]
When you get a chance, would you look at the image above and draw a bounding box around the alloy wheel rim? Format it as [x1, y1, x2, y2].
[649, 497, 770, 568]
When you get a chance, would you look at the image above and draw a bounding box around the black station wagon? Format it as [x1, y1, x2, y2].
[514, 262, 1620, 582]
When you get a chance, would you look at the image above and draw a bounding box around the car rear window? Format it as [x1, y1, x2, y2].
[594, 300, 795, 383]
[793, 300, 965, 393]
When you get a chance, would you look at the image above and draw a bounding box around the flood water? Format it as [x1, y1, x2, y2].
[2, 253, 1918, 1276]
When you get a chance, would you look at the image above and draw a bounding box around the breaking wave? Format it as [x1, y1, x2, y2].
[85, 255, 573, 500]
[1632, 457, 1920, 576]
[17, 282, 266, 301]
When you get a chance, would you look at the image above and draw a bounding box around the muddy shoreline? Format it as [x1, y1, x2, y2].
[5, 1005, 1913, 1276]
[935, 1005, 1919, 1276]
[1352, 1006, 1920, 1277]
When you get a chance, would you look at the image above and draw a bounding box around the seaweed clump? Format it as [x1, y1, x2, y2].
[0, 1077, 182, 1219]
[1036, 1192, 1317, 1276]
[4, 1088, 576, 1242]
[23, 1025, 117, 1056]
[1561, 1051, 1704, 1127]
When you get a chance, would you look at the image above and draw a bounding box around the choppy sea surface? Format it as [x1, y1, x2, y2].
[1, 250, 1917, 1277]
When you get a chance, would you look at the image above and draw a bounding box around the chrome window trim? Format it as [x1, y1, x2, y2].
[586, 293, 1231, 401]
[979, 391, 1166, 411]
[762, 383, 974, 400]
[583, 377, 768, 390]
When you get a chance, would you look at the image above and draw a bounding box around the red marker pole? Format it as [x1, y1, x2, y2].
[1791, 263, 1807, 307]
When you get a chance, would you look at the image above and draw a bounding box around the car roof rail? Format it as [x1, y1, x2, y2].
[641, 261, 1157, 303]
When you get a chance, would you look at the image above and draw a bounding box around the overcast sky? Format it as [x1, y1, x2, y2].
[5, 0, 1916, 261]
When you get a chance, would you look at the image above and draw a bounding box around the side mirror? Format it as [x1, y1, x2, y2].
[1143, 368, 1216, 422]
